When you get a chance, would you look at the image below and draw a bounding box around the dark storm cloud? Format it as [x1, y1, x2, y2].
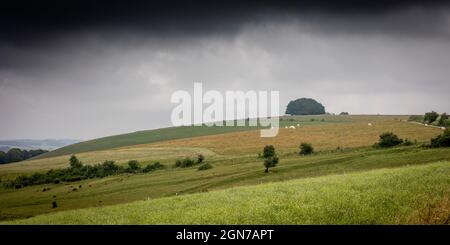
[1, 1, 450, 139]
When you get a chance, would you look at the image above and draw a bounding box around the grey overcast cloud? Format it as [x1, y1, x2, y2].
[1, 1, 450, 140]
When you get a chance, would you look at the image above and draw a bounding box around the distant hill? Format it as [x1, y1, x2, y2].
[34, 125, 264, 160]
[0, 139, 79, 152]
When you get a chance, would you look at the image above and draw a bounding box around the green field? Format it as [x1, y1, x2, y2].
[5, 162, 449, 224]
[0, 115, 448, 224]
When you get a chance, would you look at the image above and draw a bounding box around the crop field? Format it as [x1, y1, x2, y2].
[4, 162, 449, 224]
[0, 115, 448, 223]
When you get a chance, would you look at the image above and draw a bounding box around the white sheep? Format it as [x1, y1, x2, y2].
[368, 123, 372, 126]
[289, 125, 296, 129]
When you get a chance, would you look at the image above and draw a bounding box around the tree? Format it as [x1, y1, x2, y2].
[262, 145, 279, 173]
[299, 143, 314, 155]
[285, 98, 325, 115]
[5, 148, 23, 163]
[376, 132, 403, 148]
[0, 151, 5, 164]
[424, 111, 439, 124]
[69, 155, 83, 169]
[339, 112, 349, 115]
[438, 113, 449, 126]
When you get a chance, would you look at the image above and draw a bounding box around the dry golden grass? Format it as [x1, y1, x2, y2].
[147, 119, 442, 155]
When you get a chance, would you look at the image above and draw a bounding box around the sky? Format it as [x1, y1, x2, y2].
[1, 1, 450, 140]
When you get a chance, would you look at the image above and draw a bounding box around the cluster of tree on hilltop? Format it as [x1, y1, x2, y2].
[285, 98, 325, 115]
[0, 148, 48, 164]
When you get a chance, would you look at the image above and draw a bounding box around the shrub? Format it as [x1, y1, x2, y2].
[126, 160, 141, 173]
[402, 138, 414, 146]
[424, 111, 439, 124]
[52, 201, 58, 208]
[69, 155, 83, 169]
[173, 157, 196, 168]
[262, 145, 279, 173]
[197, 154, 205, 164]
[299, 143, 314, 155]
[376, 132, 403, 148]
[430, 128, 450, 148]
[198, 163, 213, 171]
[340, 112, 349, 115]
[142, 162, 163, 173]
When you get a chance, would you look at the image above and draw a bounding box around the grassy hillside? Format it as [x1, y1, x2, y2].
[34, 125, 263, 160]
[1, 146, 450, 221]
[2, 115, 440, 176]
[31, 115, 405, 159]
[5, 161, 449, 224]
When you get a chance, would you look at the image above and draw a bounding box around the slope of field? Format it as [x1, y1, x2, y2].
[6, 161, 449, 224]
[34, 125, 264, 160]
[148, 117, 441, 155]
[29, 115, 393, 160]
[2, 115, 440, 176]
[1, 146, 450, 221]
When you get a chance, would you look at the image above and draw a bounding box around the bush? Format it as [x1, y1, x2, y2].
[340, 112, 349, 115]
[424, 111, 439, 124]
[126, 160, 141, 173]
[174, 157, 196, 168]
[142, 162, 163, 173]
[299, 143, 314, 155]
[198, 163, 213, 171]
[402, 138, 414, 146]
[430, 128, 450, 148]
[376, 132, 403, 148]
[69, 155, 83, 169]
[197, 154, 205, 164]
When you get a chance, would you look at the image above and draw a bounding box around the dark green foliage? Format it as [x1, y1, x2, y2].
[198, 163, 213, 171]
[424, 111, 439, 124]
[4, 157, 163, 188]
[340, 112, 349, 115]
[142, 162, 163, 173]
[285, 98, 325, 115]
[0, 148, 48, 164]
[376, 132, 403, 148]
[438, 113, 449, 126]
[69, 155, 83, 169]
[430, 128, 450, 148]
[174, 157, 197, 168]
[197, 154, 205, 164]
[262, 145, 275, 158]
[299, 143, 314, 155]
[126, 160, 141, 173]
[262, 145, 279, 173]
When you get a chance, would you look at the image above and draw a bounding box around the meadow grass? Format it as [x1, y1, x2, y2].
[1, 146, 449, 221]
[5, 161, 449, 224]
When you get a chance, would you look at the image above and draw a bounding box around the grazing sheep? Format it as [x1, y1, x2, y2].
[284, 126, 288, 129]
[289, 125, 296, 129]
[297, 124, 300, 127]
[368, 123, 372, 126]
